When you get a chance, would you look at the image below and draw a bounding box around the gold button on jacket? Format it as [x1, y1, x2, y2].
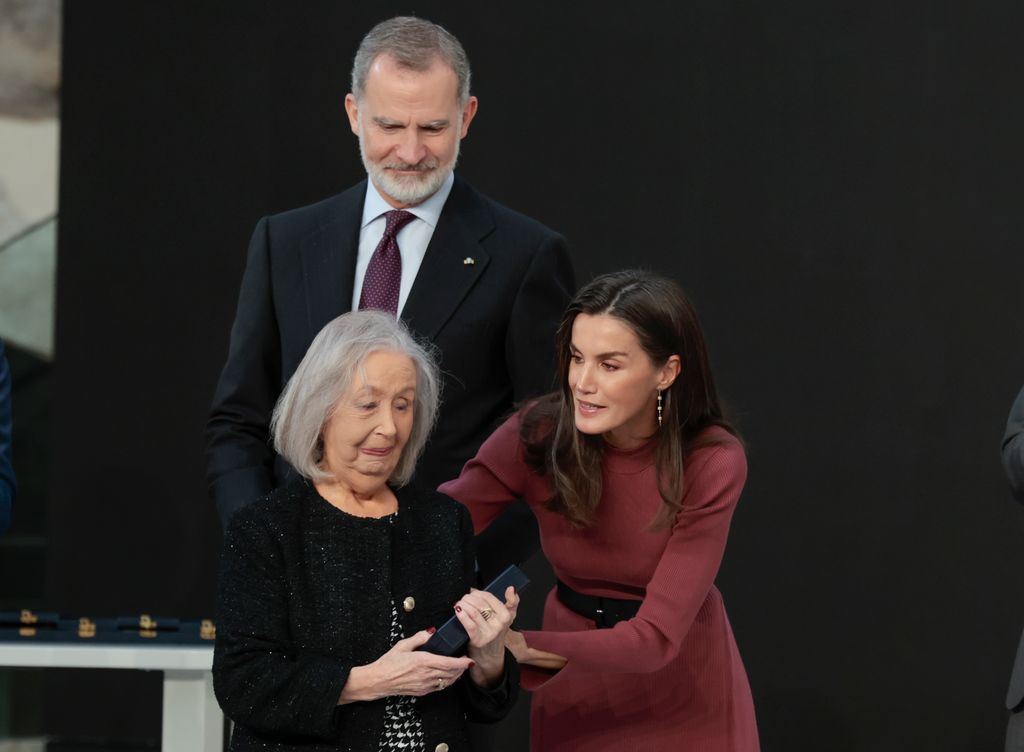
[402, 596, 416, 612]
[434, 744, 449, 752]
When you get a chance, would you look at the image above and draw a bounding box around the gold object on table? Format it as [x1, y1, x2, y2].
[139, 614, 158, 638]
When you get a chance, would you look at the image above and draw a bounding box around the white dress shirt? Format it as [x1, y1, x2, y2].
[351, 173, 455, 314]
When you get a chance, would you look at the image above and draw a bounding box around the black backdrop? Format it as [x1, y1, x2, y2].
[48, 2, 1024, 749]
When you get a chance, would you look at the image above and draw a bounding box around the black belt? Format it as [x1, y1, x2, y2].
[556, 580, 642, 629]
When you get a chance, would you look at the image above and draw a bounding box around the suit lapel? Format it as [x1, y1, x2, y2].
[300, 181, 366, 338]
[401, 176, 492, 340]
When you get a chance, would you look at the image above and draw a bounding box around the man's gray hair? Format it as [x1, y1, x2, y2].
[271, 310, 441, 487]
[351, 16, 471, 106]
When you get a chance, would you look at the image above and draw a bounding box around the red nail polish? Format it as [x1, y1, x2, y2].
[427, 627, 436, 635]
[468, 661, 475, 668]
[455, 605, 462, 613]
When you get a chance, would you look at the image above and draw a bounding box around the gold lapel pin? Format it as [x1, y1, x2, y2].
[463, 257, 475, 265]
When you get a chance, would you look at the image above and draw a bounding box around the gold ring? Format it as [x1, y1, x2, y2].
[479, 608, 494, 621]
[437, 678, 444, 689]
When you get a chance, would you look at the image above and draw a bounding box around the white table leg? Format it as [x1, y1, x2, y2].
[162, 670, 222, 752]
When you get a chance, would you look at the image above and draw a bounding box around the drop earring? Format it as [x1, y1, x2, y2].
[657, 390, 663, 427]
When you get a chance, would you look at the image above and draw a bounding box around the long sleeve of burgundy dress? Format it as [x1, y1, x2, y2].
[439, 412, 759, 752]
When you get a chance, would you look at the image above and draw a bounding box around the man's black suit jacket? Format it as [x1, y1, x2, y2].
[206, 175, 574, 527]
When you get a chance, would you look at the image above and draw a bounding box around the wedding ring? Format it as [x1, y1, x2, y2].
[437, 678, 444, 689]
[479, 608, 494, 621]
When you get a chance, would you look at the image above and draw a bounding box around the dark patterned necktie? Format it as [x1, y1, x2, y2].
[358, 210, 416, 314]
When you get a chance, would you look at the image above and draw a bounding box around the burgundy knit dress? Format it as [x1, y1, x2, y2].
[439, 414, 759, 752]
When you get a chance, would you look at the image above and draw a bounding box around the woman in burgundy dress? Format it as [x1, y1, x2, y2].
[440, 270, 759, 751]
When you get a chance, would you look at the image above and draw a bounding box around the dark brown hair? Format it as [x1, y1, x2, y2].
[521, 269, 740, 528]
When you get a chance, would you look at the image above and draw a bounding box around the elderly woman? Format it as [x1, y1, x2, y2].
[213, 310, 520, 752]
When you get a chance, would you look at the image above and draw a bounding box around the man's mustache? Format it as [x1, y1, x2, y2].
[382, 159, 438, 172]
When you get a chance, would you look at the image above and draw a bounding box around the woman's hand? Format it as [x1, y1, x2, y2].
[339, 629, 473, 704]
[454, 586, 519, 688]
[505, 629, 567, 670]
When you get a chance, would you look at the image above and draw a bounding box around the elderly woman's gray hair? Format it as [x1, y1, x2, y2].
[271, 310, 441, 486]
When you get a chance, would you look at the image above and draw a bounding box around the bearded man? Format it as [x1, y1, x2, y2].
[206, 17, 574, 541]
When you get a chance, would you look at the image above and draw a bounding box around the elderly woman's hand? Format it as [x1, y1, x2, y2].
[339, 629, 474, 704]
[454, 585, 519, 688]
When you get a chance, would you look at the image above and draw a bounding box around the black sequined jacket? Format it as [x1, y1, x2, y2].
[213, 480, 519, 752]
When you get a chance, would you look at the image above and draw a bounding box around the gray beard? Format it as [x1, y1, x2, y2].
[358, 125, 460, 206]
